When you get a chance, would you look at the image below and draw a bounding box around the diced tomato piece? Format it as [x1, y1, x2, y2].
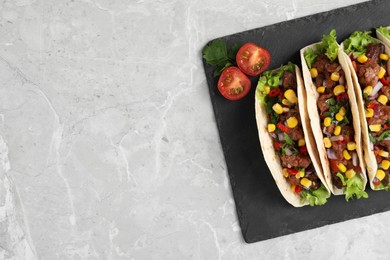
[287, 168, 299, 175]
[330, 160, 340, 172]
[367, 103, 376, 109]
[274, 142, 282, 150]
[299, 146, 308, 154]
[380, 77, 390, 86]
[277, 122, 289, 133]
[269, 88, 282, 97]
[336, 92, 349, 101]
[384, 124, 390, 130]
[295, 185, 302, 193]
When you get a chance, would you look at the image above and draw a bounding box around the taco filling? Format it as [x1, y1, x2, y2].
[344, 31, 390, 189]
[303, 30, 367, 200]
[257, 63, 329, 205]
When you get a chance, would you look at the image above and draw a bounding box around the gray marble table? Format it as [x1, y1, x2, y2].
[1, 0, 387, 259]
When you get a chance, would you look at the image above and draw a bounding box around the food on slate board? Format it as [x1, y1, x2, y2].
[203, 40, 270, 100]
[341, 30, 390, 190]
[301, 30, 368, 200]
[255, 62, 330, 207]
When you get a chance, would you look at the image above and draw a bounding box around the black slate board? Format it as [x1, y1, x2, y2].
[202, 0, 390, 243]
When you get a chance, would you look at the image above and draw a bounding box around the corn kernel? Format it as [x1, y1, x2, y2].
[378, 67, 386, 79]
[282, 98, 292, 106]
[339, 107, 346, 116]
[376, 169, 386, 181]
[335, 113, 344, 121]
[346, 169, 356, 179]
[357, 54, 368, 63]
[298, 139, 305, 147]
[284, 89, 298, 104]
[347, 142, 356, 151]
[381, 160, 390, 170]
[286, 117, 298, 128]
[380, 53, 389, 61]
[333, 85, 345, 96]
[282, 168, 289, 178]
[300, 178, 312, 188]
[291, 185, 296, 192]
[369, 124, 381, 132]
[324, 137, 332, 148]
[296, 171, 305, 178]
[283, 107, 290, 113]
[365, 108, 374, 118]
[334, 126, 341, 136]
[264, 86, 270, 94]
[378, 94, 388, 105]
[379, 150, 389, 158]
[272, 103, 283, 114]
[324, 117, 332, 127]
[317, 86, 325, 93]
[268, 124, 276, 132]
[343, 150, 351, 160]
[363, 85, 373, 96]
[338, 163, 347, 173]
[310, 68, 318, 78]
[330, 72, 340, 81]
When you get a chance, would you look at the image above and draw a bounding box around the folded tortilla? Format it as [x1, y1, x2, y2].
[255, 64, 330, 207]
[300, 44, 367, 196]
[340, 36, 390, 190]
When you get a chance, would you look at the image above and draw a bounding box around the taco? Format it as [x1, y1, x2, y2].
[255, 62, 330, 207]
[376, 26, 390, 48]
[300, 30, 368, 200]
[341, 31, 390, 190]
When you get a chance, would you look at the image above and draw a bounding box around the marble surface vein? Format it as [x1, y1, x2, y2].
[1, 0, 388, 259]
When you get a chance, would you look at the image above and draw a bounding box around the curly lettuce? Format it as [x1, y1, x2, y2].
[377, 26, 390, 40]
[343, 30, 376, 56]
[304, 29, 339, 68]
[256, 62, 295, 105]
[337, 173, 368, 201]
[301, 184, 330, 206]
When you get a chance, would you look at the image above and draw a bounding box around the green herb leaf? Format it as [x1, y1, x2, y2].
[202, 39, 240, 77]
[337, 173, 368, 201]
[284, 133, 294, 145]
[377, 130, 390, 142]
[300, 184, 330, 206]
[326, 98, 336, 106]
[368, 132, 376, 143]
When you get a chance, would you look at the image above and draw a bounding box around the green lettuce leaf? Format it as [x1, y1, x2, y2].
[256, 62, 295, 104]
[377, 26, 390, 40]
[304, 29, 339, 68]
[300, 184, 330, 206]
[343, 31, 376, 56]
[336, 173, 368, 201]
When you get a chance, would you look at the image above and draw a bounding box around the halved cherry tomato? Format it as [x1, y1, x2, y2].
[277, 122, 289, 133]
[236, 43, 271, 76]
[217, 66, 251, 100]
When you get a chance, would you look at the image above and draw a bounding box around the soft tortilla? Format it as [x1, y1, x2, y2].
[376, 26, 390, 49]
[340, 39, 390, 190]
[300, 43, 367, 195]
[254, 65, 330, 207]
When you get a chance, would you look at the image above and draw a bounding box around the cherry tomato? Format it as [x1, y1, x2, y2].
[236, 43, 271, 76]
[269, 88, 282, 97]
[217, 66, 251, 100]
[373, 177, 381, 186]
